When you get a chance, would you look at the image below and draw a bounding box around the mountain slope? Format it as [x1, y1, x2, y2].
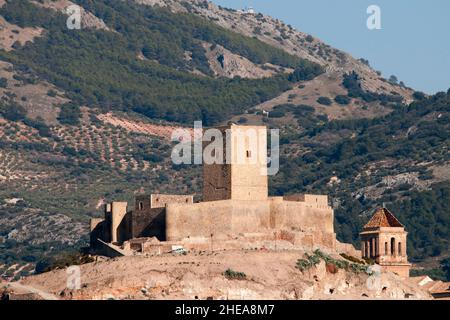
[0, 0, 413, 126]
[269, 91, 450, 261]
[0, 0, 447, 278]
[133, 0, 413, 99]
[0, 0, 306, 125]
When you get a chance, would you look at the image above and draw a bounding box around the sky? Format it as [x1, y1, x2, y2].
[211, 0, 450, 94]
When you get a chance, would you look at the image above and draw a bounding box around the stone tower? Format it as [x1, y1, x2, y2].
[202, 124, 268, 202]
[360, 207, 411, 278]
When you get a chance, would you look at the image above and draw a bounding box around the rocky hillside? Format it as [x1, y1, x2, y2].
[140, 0, 413, 99]
[0, 0, 413, 125]
[0, 0, 447, 279]
[1, 249, 432, 300]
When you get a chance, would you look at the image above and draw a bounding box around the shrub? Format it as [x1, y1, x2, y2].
[296, 252, 321, 272]
[269, 110, 285, 118]
[297, 250, 368, 274]
[343, 71, 403, 103]
[388, 75, 398, 84]
[237, 117, 248, 124]
[334, 95, 351, 105]
[47, 89, 57, 97]
[0, 77, 7, 88]
[23, 116, 52, 137]
[57, 103, 81, 126]
[305, 35, 314, 42]
[413, 91, 426, 100]
[363, 257, 375, 265]
[0, 101, 26, 121]
[223, 268, 246, 280]
[317, 97, 332, 106]
[288, 60, 324, 82]
[340, 253, 365, 264]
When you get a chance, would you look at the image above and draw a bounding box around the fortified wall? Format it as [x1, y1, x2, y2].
[90, 124, 346, 255]
[166, 195, 335, 248]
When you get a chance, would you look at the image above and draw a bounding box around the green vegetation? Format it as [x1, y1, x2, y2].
[47, 89, 57, 97]
[269, 109, 286, 118]
[389, 75, 398, 84]
[413, 91, 426, 100]
[271, 90, 450, 263]
[334, 95, 351, 105]
[270, 104, 327, 130]
[0, 101, 26, 122]
[23, 116, 52, 137]
[0, 0, 323, 125]
[57, 103, 81, 126]
[288, 60, 324, 82]
[223, 268, 247, 280]
[0, 0, 447, 275]
[0, 77, 7, 88]
[388, 183, 449, 259]
[296, 250, 368, 274]
[237, 117, 248, 124]
[343, 71, 403, 105]
[296, 252, 321, 272]
[317, 96, 332, 106]
[410, 257, 450, 281]
[340, 253, 365, 264]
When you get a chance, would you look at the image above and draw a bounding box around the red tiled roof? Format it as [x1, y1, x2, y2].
[364, 208, 404, 229]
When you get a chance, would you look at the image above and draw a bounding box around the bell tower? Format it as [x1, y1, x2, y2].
[360, 207, 411, 278]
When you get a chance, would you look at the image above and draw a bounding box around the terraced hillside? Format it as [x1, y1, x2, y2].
[0, 110, 202, 270]
[0, 0, 448, 280]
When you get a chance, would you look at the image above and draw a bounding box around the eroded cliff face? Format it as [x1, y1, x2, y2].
[9, 250, 431, 300]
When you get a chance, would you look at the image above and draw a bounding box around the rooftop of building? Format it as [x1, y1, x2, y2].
[364, 207, 404, 229]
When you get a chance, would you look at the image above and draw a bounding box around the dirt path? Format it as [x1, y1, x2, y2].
[8, 282, 60, 300]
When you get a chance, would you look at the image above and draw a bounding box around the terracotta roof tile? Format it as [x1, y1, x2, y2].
[364, 208, 404, 229]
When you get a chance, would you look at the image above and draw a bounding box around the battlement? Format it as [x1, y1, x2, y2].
[135, 194, 194, 211]
[283, 194, 330, 209]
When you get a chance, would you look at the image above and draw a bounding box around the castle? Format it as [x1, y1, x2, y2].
[90, 124, 410, 278]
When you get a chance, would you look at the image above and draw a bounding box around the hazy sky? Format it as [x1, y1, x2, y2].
[212, 0, 450, 94]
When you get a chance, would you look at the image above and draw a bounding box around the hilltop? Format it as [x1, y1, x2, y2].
[1, 249, 432, 300]
[0, 0, 448, 281]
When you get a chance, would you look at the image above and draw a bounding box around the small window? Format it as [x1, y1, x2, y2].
[398, 242, 402, 256]
[138, 202, 144, 210]
[385, 242, 388, 255]
[246, 150, 251, 158]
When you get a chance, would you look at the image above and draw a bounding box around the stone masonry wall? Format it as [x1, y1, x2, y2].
[166, 197, 335, 247]
[132, 207, 166, 240]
